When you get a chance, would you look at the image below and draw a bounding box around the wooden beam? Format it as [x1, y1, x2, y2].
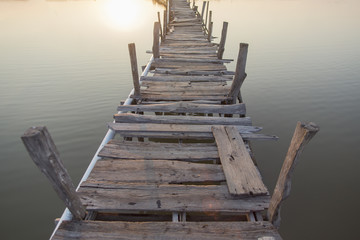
[217, 21, 228, 59]
[228, 43, 248, 102]
[204, 1, 209, 27]
[212, 126, 269, 197]
[21, 126, 86, 220]
[268, 122, 319, 228]
[153, 22, 160, 59]
[128, 43, 140, 97]
[200, 1, 206, 21]
[157, 12, 163, 41]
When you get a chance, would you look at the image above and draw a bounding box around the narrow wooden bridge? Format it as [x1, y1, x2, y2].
[22, 0, 319, 239]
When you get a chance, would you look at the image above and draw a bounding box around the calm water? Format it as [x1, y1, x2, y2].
[1, 0, 359, 239]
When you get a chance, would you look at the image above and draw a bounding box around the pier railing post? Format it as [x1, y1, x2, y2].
[21, 126, 86, 220]
[128, 43, 140, 97]
[207, 11, 212, 41]
[153, 22, 161, 59]
[157, 12, 163, 41]
[204, 1, 209, 28]
[163, 9, 167, 39]
[268, 122, 319, 228]
[228, 43, 248, 103]
[217, 21, 228, 59]
[201, 1, 206, 22]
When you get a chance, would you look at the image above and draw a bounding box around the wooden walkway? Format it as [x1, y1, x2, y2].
[20, 0, 318, 239]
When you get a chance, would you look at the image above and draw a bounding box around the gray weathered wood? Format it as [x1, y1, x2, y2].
[153, 22, 160, 58]
[212, 126, 269, 197]
[217, 21, 228, 59]
[117, 101, 246, 114]
[128, 43, 140, 97]
[163, 9, 167, 38]
[268, 122, 319, 228]
[79, 182, 270, 213]
[157, 12, 163, 41]
[53, 221, 282, 240]
[88, 159, 226, 184]
[200, 1, 206, 20]
[228, 43, 248, 102]
[114, 113, 252, 126]
[204, 1, 209, 28]
[21, 126, 85, 220]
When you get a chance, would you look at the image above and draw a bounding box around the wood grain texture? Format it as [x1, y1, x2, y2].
[21, 126, 85, 220]
[114, 113, 252, 126]
[228, 43, 248, 102]
[78, 182, 270, 213]
[212, 126, 268, 197]
[87, 159, 226, 184]
[117, 101, 246, 114]
[268, 122, 319, 228]
[53, 221, 282, 240]
[128, 43, 140, 97]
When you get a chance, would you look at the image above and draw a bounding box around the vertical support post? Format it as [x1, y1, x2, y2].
[205, 1, 209, 28]
[208, 21, 213, 42]
[268, 122, 319, 228]
[201, 1, 206, 21]
[157, 12, 163, 41]
[207, 10, 212, 41]
[228, 43, 248, 103]
[128, 43, 140, 97]
[21, 126, 86, 220]
[153, 22, 160, 59]
[217, 21, 228, 59]
[192, 0, 195, 9]
[166, 0, 170, 25]
[163, 10, 167, 39]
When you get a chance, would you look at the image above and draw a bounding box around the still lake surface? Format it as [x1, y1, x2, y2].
[1, 0, 359, 239]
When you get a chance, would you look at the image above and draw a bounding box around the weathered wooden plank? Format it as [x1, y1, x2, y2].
[212, 126, 269, 196]
[21, 126, 86, 220]
[117, 101, 246, 114]
[268, 122, 319, 228]
[88, 159, 225, 184]
[53, 221, 282, 240]
[141, 75, 233, 82]
[136, 93, 230, 101]
[141, 87, 229, 95]
[114, 113, 252, 126]
[153, 22, 160, 58]
[79, 182, 270, 212]
[98, 139, 219, 161]
[152, 58, 232, 64]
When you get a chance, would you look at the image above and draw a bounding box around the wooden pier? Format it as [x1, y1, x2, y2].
[22, 0, 319, 239]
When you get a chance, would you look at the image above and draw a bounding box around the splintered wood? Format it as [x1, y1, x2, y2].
[212, 126, 269, 196]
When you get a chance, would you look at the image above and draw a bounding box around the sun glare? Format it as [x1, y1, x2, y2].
[103, 0, 140, 31]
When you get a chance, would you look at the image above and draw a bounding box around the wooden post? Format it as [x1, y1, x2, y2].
[217, 21, 228, 59]
[128, 43, 140, 97]
[268, 122, 319, 228]
[153, 22, 160, 59]
[163, 9, 167, 39]
[192, 0, 195, 9]
[207, 10, 212, 41]
[157, 12, 163, 41]
[208, 22, 213, 42]
[228, 43, 248, 103]
[204, 1, 209, 27]
[21, 126, 86, 220]
[201, 1, 206, 21]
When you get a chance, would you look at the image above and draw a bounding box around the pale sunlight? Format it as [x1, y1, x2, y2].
[102, 0, 141, 31]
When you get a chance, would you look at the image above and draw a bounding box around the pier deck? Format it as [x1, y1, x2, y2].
[49, 0, 286, 239]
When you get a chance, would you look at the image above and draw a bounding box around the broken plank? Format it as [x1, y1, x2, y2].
[212, 126, 269, 196]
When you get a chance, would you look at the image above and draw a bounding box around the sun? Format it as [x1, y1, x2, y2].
[103, 0, 140, 31]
